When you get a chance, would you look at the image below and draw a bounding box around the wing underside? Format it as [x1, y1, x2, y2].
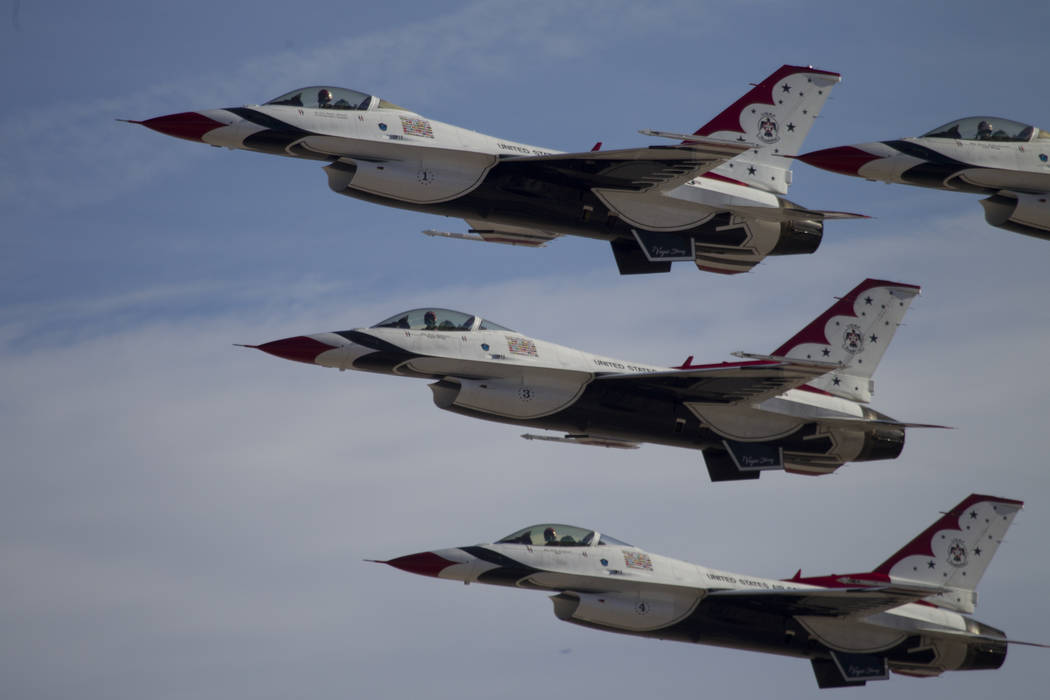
[706, 585, 939, 618]
[502, 139, 750, 193]
[591, 357, 839, 405]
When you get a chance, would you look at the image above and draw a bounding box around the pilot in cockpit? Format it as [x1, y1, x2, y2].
[318, 88, 333, 108]
[424, 310, 438, 330]
[976, 120, 994, 140]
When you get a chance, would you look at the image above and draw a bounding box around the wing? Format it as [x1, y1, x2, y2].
[592, 356, 840, 406]
[501, 139, 749, 194]
[706, 585, 942, 618]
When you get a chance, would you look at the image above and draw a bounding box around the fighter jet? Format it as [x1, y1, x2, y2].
[798, 116, 1050, 240]
[377, 494, 1045, 688]
[129, 65, 862, 275]
[244, 278, 940, 482]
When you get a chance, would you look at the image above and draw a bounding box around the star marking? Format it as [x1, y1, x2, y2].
[781, 83, 791, 93]
[869, 334, 878, 343]
[974, 547, 982, 556]
[927, 561, 936, 569]
[802, 109, 808, 114]
[786, 123, 796, 132]
[821, 348, 830, 357]
[747, 166, 756, 175]
[864, 296, 873, 305]
[970, 510, 977, 519]
[832, 377, 841, 386]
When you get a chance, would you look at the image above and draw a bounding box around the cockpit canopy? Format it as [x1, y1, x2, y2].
[265, 86, 405, 111]
[922, 116, 1048, 142]
[371, 308, 514, 333]
[496, 523, 631, 547]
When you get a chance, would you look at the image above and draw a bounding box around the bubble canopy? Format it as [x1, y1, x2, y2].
[921, 116, 1047, 142]
[264, 86, 406, 112]
[496, 523, 632, 547]
[370, 308, 514, 332]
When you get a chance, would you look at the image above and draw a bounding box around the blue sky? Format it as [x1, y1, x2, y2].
[2, 1, 1049, 698]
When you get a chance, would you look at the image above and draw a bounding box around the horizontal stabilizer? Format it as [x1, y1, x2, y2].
[521, 433, 641, 449]
[727, 205, 869, 223]
[915, 626, 1050, 649]
[815, 416, 952, 430]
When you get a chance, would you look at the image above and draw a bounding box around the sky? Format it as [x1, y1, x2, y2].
[2, 1, 1049, 697]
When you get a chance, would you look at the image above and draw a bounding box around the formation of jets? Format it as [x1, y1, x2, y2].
[130, 64, 1045, 687]
[379, 494, 1046, 688]
[244, 278, 941, 481]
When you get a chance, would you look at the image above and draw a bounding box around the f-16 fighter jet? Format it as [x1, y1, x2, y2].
[244, 278, 940, 482]
[377, 494, 1046, 689]
[799, 116, 1050, 240]
[129, 65, 862, 275]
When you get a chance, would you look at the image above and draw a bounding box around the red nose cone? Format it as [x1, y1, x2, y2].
[797, 146, 882, 176]
[384, 551, 458, 578]
[255, 336, 336, 364]
[138, 111, 226, 142]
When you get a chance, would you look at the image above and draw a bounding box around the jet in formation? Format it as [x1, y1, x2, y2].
[378, 494, 1046, 688]
[799, 116, 1050, 240]
[244, 278, 941, 481]
[129, 65, 863, 275]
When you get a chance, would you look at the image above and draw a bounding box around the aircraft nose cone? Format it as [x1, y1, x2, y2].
[383, 551, 460, 578]
[137, 111, 227, 142]
[254, 336, 337, 364]
[798, 145, 883, 176]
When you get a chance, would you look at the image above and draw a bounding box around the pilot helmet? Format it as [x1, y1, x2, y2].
[317, 88, 333, 105]
[978, 120, 993, 134]
[424, 310, 436, 326]
[543, 527, 558, 543]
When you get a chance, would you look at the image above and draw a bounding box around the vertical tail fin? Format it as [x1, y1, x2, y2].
[771, 279, 920, 403]
[694, 65, 841, 194]
[873, 494, 1024, 613]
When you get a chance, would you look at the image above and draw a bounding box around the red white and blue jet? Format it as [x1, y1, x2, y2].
[128, 65, 862, 275]
[379, 494, 1045, 689]
[799, 116, 1050, 239]
[243, 278, 941, 482]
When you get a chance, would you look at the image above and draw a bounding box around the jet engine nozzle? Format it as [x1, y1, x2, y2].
[771, 218, 823, 256]
[854, 426, 905, 463]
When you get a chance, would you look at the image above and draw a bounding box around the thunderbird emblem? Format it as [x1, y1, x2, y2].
[842, 323, 864, 354]
[758, 112, 780, 144]
[947, 538, 968, 567]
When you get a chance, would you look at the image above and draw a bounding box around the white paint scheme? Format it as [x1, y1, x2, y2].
[255, 279, 933, 480]
[800, 116, 1050, 239]
[385, 496, 1041, 688]
[138, 67, 859, 275]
